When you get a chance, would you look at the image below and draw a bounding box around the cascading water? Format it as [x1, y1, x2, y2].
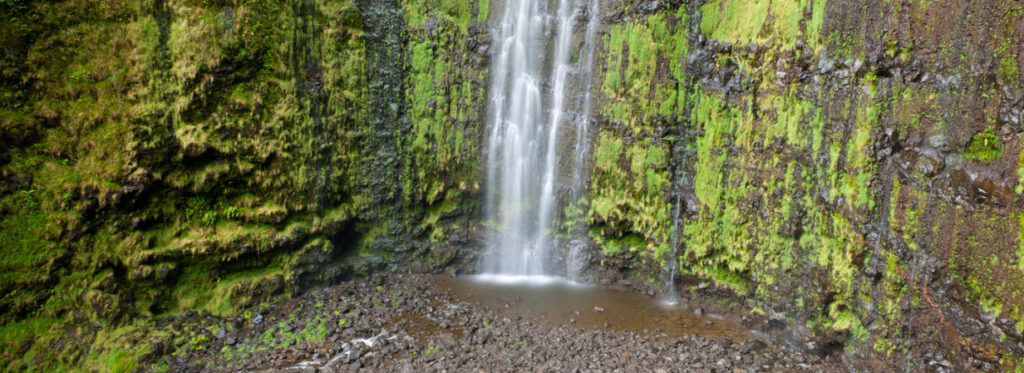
[481, 0, 597, 278]
[570, 0, 600, 197]
[566, 0, 601, 281]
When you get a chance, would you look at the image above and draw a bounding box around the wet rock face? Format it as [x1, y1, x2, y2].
[0, 0, 1022, 371]
[1, 1, 488, 369]
[583, 0, 1024, 369]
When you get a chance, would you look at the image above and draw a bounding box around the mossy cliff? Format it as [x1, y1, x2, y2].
[585, 0, 1024, 370]
[0, 0, 488, 369]
[1, 0, 1024, 371]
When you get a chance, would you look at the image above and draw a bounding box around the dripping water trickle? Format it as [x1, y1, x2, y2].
[663, 192, 683, 307]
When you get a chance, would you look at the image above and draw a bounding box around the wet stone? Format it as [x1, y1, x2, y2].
[174, 275, 836, 372]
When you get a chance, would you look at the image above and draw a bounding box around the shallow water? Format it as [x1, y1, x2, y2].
[436, 275, 752, 341]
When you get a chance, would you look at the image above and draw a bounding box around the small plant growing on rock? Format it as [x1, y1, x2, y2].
[964, 128, 1003, 163]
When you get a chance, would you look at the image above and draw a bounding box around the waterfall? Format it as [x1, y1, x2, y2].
[482, 0, 593, 277]
[567, 0, 601, 281]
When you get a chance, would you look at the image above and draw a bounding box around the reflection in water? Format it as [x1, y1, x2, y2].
[438, 275, 752, 341]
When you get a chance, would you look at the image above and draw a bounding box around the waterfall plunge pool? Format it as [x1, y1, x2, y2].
[436, 274, 754, 342]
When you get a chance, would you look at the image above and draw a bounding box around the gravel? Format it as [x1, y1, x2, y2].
[156, 275, 839, 372]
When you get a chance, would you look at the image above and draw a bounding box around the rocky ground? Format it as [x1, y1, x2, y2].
[146, 275, 841, 372]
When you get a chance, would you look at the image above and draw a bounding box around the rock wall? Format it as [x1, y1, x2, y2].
[583, 0, 1024, 369]
[2, 0, 1024, 370]
[0, 0, 489, 368]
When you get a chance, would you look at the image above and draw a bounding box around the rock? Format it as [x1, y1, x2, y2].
[252, 313, 264, 325]
[973, 173, 1014, 203]
[156, 274, 836, 372]
[215, 328, 226, 339]
[914, 147, 945, 177]
[694, 308, 703, 316]
[947, 168, 975, 200]
[594, 306, 605, 313]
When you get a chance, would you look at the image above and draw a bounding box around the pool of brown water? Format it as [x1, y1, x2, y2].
[435, 274, 752, 341]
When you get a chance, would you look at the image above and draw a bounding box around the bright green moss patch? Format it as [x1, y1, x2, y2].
[700, 0, 825, 49]
[0, 317, 58, 363]
[422, 190, 460, 241]
[478, 0, 490, 24]
[995, 8, 1021, 85]
[588, 7, 688, 263]
[601, 7, 689, 129]
[402, 0, 487, 207]
[964, 127, 1003, 163]
[588, 133, 672, 260]
[403, 0, 479, 28]
[0, 191, 63, 285]
[164, 253, 289, 317]
[839, 100, 879, 208]
[80, 323, 162, 373]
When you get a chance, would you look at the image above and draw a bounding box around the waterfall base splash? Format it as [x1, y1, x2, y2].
[465, 274, 584, 287]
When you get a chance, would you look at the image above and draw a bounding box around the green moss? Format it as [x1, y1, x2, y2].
[601, 8, 689, 129]
[964, 127, 1003, 163]
[995, 8, 1021, 85]
[401, 0, 486, 207]
[587, 7, 688, 263]
[422, 189, 460, 241]
[0, 191, 62, 284]
[478, 0, 489, 24]
[0, 318, 58, 367]
[588, 133, 672, 259]
[700, 0, 822, 49]
[164, 253, 288, 317]
[684, 90, 742, 286]
[0, 0, 482, 369]
[80, 323, 162, 373]
[947, 207, 1024, 334]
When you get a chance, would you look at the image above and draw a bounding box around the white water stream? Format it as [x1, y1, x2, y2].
[482, 0, 600, 278]
[567, 0, 601, 281]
